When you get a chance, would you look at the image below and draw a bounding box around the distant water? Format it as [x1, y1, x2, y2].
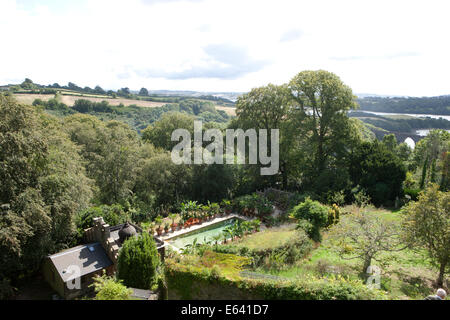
[357, 110, 450, 121]
[415, 129, 450, 136]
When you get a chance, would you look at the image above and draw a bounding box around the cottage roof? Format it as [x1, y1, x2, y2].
[48, 242, 113, 282]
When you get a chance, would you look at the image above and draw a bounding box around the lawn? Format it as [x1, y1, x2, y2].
[231, 224, 298, 250]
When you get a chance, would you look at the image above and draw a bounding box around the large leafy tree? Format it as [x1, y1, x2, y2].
[288, 70, 359, 192]
[0, 95, 92, 280]
[288, 70, 358, 176]
[402, 184, 449, 286]
[235, 84, 293, 188]
[349, 140, 406, 206]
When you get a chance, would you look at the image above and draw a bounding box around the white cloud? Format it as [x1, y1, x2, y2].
[1, 0, 449, 96]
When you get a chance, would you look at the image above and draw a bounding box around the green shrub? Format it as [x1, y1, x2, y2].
[117, 233, 160, 290]
[75, 204, 130, 238]
[403, 188, 420, 201]
[289, 198, 328, 242]
[91, 273, 133, 300]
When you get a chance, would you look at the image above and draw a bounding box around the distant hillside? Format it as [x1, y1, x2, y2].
[357, 95, 450, 115]
[0, 78, 237, 106]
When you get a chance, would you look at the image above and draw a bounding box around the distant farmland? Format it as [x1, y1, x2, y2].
[13, 93, 167, 108]
[216, 105, 236, 116]
[13, 93, 236, 116]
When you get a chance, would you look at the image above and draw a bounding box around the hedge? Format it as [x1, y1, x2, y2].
[165, 252, 388, 300]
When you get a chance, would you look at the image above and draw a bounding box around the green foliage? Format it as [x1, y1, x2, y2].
[33, 98, 73, 115]
[289, 198, 328, 242]
[329, 212, 404, 274]
[0, 94, 92, 280]
[232, 193, 273, 217]
[350, 112, 450, 133]
[402, 184, 450, 286]
[215, 229, 313, 269]
[75, 204, 130, 237]
[91, 273, 133, 300]
[63, 114, 140, 205]
[349, 140, 406, 206]
[142, 112, 195, 150]
[327, 204, 341, 226]
[403, 188, 420, 201]
[288, 70, 359, 187]
[135, 151, 192, 209]
[191, 163, 235, 203]
[411, 130, 449, 190]
[117, 233, 160, 290]
[357, 95, 450, 115]
[165, 252, 386, 300]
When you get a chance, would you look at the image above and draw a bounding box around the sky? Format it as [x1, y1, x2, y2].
[1, 0, 449, 96]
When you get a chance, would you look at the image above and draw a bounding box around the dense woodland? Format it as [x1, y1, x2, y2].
[0, 71, 449, 299]
[357, 95, 450, 115]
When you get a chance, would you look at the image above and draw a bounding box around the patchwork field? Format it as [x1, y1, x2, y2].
[13, 93, 236, 117]
[13, 93, 167, 108]
[215, 105, 236, 116]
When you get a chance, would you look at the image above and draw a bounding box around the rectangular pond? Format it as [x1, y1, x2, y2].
[168, 217, 243, 249]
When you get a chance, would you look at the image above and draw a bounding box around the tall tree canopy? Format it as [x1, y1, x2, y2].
[0, 95, 93, 279]
[288, 70, 358, 179]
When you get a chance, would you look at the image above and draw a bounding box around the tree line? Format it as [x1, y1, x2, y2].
[357, 95, 450, 115]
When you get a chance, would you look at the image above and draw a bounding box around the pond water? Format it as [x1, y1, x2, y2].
[168, 218, 243, 249]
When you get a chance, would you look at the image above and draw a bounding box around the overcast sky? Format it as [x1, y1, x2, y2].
[1, 0, 449, 96]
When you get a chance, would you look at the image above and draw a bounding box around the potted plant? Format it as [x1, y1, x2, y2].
[164, 222, 170, 234]
[148, 222, 156, 235]
[155, 216, 163, 236]
[210, 202, 220, 219]
[178, 217, 185, 230]
[169, 213, 178, 232]
[221, 199, 232, 215]
[202, 204, 210, 221]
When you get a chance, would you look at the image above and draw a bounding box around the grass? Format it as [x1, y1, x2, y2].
[231, 224, 297, 250]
